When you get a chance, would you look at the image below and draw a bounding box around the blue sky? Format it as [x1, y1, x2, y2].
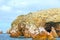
[0, 0, 60, 33]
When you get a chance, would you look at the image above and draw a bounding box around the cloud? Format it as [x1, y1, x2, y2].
[0, 5, 12, 12]
[7, 0, 60, 6]
[0, 0, 4, 3]
[7, 0, 28, 8]
[6, 0, 60, 11]
[0, 0, 59, 13]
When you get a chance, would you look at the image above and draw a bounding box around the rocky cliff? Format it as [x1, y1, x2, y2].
[10, 8, 60, 29]
[7, 8, 60, 37]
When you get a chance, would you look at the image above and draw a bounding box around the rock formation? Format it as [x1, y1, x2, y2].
[0, 30, 3, 34]
[8, 8, 60, 39]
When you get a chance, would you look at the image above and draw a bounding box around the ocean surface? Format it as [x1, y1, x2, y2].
[0, 34, 32, 40]
[0, 34, 60, 40]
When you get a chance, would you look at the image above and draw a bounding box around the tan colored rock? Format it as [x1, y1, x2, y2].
[10, 29, 21, 37]
[55, 23, 60, 37]
[9, 8, 60, 38]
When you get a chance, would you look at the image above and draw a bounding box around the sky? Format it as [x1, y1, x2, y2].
[0, 0, 60, 33]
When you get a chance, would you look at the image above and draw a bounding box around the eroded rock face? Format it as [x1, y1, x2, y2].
[45, 22, 56, 33]
[8, 8, 60, 38]
[55, 23, 60, 37]
[10, 30, 21, 37]
[8, 24, 22, 37]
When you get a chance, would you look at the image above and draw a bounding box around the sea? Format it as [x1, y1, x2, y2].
[0, 34, 60, 40]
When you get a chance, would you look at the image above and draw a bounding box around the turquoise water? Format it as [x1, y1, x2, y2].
[0, 34, 60, 40]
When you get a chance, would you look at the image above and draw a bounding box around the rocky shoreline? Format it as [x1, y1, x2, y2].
[7, 8, 60, 40]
